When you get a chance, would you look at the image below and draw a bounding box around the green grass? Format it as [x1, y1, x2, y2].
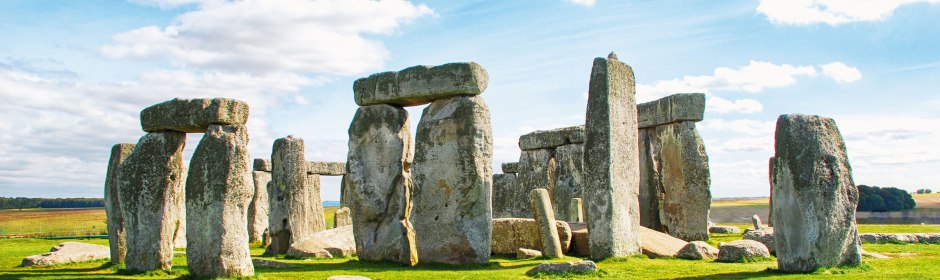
[0, 208, 107, 238]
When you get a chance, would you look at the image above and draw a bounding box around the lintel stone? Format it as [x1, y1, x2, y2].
[518, 125, 584, 150]
[501, 162, 520, 174]
[353, 62, 489, 107]
[141, 98, 249, 133]
[637, 93, 705, 128]
[306, 161, 346, 176]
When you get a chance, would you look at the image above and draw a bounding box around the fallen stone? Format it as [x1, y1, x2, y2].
[677, 241, 719, 260]
[553, 144, 583, 222]
[353, 62, 489, 107]
[743, 228, 775, 254]
[104, 143, 134, 264]
[412, 95, 493, 264]
[517, 248, 542, 259]
[491, 218, 572, 255]
[583, 52, 642, 259]
[530, 188, 563, 258]
[327, 276, 371, 280]
[752, 215, 764, 230]
[140, 98, 249, 133]
[307, 161, 346, 176]
[568, 223, 590, 257]
[859, 233, 940, 244]
[253, 158, 272, 172]
[334, 207, 352, 228]
[717, 240, 771, 263]
[492, 173, 517, 219]
[518, 125, 584, 150]
[513, 149, 555, 218]
[708, 226, 741, 234]
[248, 171, 271, 243]
[648, 121, 711, 241]
[21, 242, 110, 267]
[525, 260, 597, 276]
[287, 226, 356, 258]
[251, 258, 297, 268]
[266, 136, 323, 255]
[501, 162, 520, 174]
[639, 226, 689, 258]
[346, 105, 417, 266]
[185, 124, 254, 277]
[770, 114, 861, 272]
[636, 93, 705, 129]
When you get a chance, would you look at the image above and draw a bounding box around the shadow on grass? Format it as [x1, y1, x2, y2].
[673, 268, 777, 279]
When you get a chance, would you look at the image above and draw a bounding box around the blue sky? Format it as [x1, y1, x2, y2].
[1, 0, 938, 200]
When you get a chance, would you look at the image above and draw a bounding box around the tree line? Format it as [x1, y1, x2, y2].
[857, 185, 916, 212]
[0, 197, 104, 210]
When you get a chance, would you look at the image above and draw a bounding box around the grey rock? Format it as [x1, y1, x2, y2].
[709, 226, 741, 234]
[253, 158, 271, 172]
[649, 122, 711, 241]
[677, 241, 719, 260]
[770, 114, 862, 272]
[306, 173, 327, 234]
[501, 162, 520, 174]
[525, 260, 597, 276]
[104, 143, 134, 264]
[21, 242, 110, 267]
[346, 105, 417, 266]
[530, 188, 563, 258]
[568, 222, 590, 257]
[639, 226, 688, 258]
[307, 161, 346, 176]
[287, 226, 356, 258]
[248, 171, 271, 243]
[638, 128, 664, 231]
[636, 93, 705, 129]
[266, 136, 324, 255]
[140, 98, 248, 133]
[334, 207, 352, 228]
[568, 198, 584, 223]
[185, 124, 254, 277]
[517, 248, 542, 259]
[553, 144, 583, 222]
[251, 258, 297, 268]
[752, 214, 764, 230]
[860, 249, 890, 259]
[491, 218, 572, 255]
[717, 240, 771, 263]
[743, 228, 775, 254]
[859, 233, 940, 244]
[492, 173, 517, 219]
[518, 125, 585, 150]
[119, 131, 186, 272]
[174, 168, 187, 250]
[583, 54, 642, 259]
[353, 62, 489, 107]
[514, 149, 555, 218]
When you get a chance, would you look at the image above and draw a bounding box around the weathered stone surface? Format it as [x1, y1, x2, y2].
[709, 226, 741, 234]
[492, 173, 516, 219]
[568, 222, 590, 257]
[514, 149, 555, 218]
[251, 258, 297, 269]
[636, 93, 705, 128]
[582, 53, 641, 259]
[248, 171, 271, 243]
[140, 98, 248, 133]
[677, 241, 719, 260]
[104, 143, 134, 264]
[518, 125, 585, 150]
[412, 95, 493, 264]
[21, 242, 110, 267]
[334, 207, 352, 228]
[530, 188, 563, 258]
[752, 215, 765, 230]
[173, 170, 187, 250]
[501, 162, 520, 174]
[266, 136, 324, 255]
[649, 122, 711, 241]
[353, 62, 488, 107]
[638, 128, 664, 231]
[860, 233, 940, 244]
[253, 158, 271, 172]
[744, 228, 776, 254]
[287, 226, 356, 258]
[526, 260, 597, 276]
[119, 131, 186, 272]
[307, 161, 346, 176]
[639, 226, 688, 258]
[306, 173, 327, 233]
[491, 218, 572, 254]
[568, 198, 584, 223]
[185, 124, 254, 277]
[770, 114, 861, 272]
[553, 144, 583, 221]
[346, 105, 417, 266]
[517, 248, 542, 259]
[718, 240, 771, 263]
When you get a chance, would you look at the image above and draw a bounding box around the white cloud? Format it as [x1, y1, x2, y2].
[757, 0, 940, 25]
[706, 95, 764, 114]
[821, 62, 862, 83]
[104, 0, 434, 75]
[566, 0, 596, 8]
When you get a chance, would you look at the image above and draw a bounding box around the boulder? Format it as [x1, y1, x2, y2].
[346, 104, 417, 266]
[514, 149, 555, 218]
[287, 226, 356, 258]
[492, 173, 517, 219]
[248, 171, 271, 243]
[21, 242, 110, 267]
[859, 233, 940, 244]
[636, 93, 705, 129]
[266, 136, 323, 255]
[553, 144, 584, 221]
[743, 228, 775, 254]
[253, 158, 272, 172]
[353, 62, 488, 107]
[525, 260, 597, 276]
[140, 98, 248, 133]
[770, 114, 862, 272]
[251, 259, 297, 268]
[334, 207, 352, 228]
[677, 241, 719, 260]
[518, 125, 584, 150]
[517, 248, 542, 259]
[717, 240, 771, 263]
[582, 53, 642, 258]
[530, 188, 563, 258]
[104, 143, 134, 264]
[501, 162, 519, 174]
[639, 226, 688, 258]
[491, 218, 572, 255]
[307, 161, 346, 176]
[709, 226, 741, 234]
[412, 95, 493, 264]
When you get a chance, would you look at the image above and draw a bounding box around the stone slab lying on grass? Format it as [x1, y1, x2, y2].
[525, 260, 597, 276]
[639, 226, 689, 258]
[717, 240, 770, 263]
[141, 98, 249, 133]
[743, 228, 775, 254]
[517, 248, 542, 259]
[709, 226, 741, 234]
[860, 233, 940, 244]
[518, 125, 584, 150]
[636, 93, 705, 128]
[677, 241, 719, 260]
[21, 242, 110, 267]
[353, 62, 489, 107]
[251, 259, 297, 268]
[491, 218, 572, 254]
[287, 226, 356, 258]
[568, 222, 590, 257]
[307, 161, 346, 176]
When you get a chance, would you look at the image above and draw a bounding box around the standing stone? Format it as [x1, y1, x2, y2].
[119, 131, 186, 272]
[770, 114, 861, 272]
[582, 52, 642, 259]
[412, 95, 493, 264]
[638, 128, 664, 231]
[650, 122, 711, 241]
[553, 144, 583, 221]
[346, 105, 418, 266]
[266, 136, 322, 255]
[334, 207, 352, 228]
[568, 198, 584, 223]
[306, 174, 327, 232]
[248, 171, 271, 242]
[492, 173, 517, 218]
[515, 149, 555, 217]
[173, 169, 186, 249]
[530, 189, 563, 258]
[186, 125, 254, 277]
[104, 143, 135, 264]
[752, 215, 764, 230]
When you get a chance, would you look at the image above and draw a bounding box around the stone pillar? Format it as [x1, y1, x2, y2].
[334, 207, 352, 228]
[553, 143, 583, 221]
[248, 159, 272, 242]
[530, 188, 563, 258]
[582, 52, 641, 259]
[306, 173, 327, 232]
[346, 104, 418, 266]
[492, 173, 517, 218]
[770, 114, 861, 272]
[412, 95, 493, 264]
[104, 143, 135, 264]
[515, 149, 555, 217]
[569, 198, 584, 223]
[266, 136, 320, 255]
[651, 122, 711, 241]
[185, 125, 254, 277]
[119, 131, 186, 272]
[173, 169, 186, 249]
[638, 128, 664, 231]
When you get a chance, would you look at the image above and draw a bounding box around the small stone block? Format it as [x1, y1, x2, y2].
[637, 93, 705, 128]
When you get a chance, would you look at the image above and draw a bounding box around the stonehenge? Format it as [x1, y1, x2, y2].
[104, 143, 134, 264]
[266, 136, 325, 255]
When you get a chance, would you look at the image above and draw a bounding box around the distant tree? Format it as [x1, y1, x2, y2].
[0, 197, 103, 210]
[857, 185, 915, 212]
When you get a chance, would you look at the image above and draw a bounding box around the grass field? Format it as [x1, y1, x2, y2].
[0, 208, 107, 238]
[710, 194, 940, 224]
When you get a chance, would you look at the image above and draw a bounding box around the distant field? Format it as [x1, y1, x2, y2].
[710, 194, 940, 224]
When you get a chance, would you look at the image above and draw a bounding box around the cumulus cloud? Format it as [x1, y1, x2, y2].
[103, 0, 434, 75]
[566, 0, 596, 7]
[706, 95, 764, 114]
[757, 0, 940, 25]
[821, 62, 862, 83]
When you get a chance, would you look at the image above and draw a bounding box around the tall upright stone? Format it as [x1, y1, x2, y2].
[650, 122, 711, 241]
[334, 207, 352, 228]
[306, 173, 327, 232]
[248, 171, 271, 242]
[638, 128, 664, 231]
[185, 125, 254, 277]
[553, 144, 583, 221]
[582, 52, 641, 259]
[515, 149, 555, 217]
[266, 136, 321, 254]
[346, 105, 418, 266]
[770, 114, 861, 272]
[492, 173, 517, 218]
[412, 95, 493, 264]
[104, 143, 135, 264]
[119, 131, 186, 272]
[530, 188, 563, 258]
[173, 170, 186, 249]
